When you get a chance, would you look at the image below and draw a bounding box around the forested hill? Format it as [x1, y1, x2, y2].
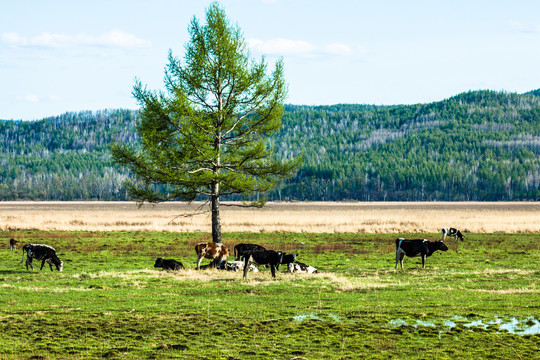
[1, 90, 539, 201]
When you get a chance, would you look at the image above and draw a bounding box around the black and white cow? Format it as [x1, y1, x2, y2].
[20, 244, 63, 271]
[222, 260, 259, 272]
[441, 227, 464, 241]
[234, 243, 266, 261]
[242, 250, 283, 279]
[395, 238, 448, 269]
[279, 253, 297, 270]
[9, 238, 19, 251]
[154, 258, 185, 270]
[288, 261, 318, 274]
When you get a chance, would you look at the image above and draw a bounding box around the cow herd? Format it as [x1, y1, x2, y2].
[7, 227, 464, 275]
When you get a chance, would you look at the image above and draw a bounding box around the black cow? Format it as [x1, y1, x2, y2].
[234, 243, 266, 261]
[154, 258, 185, 271]
[279, 253, 297, 270]
[441, 227, 464, 241]
[395, 238, 448, 269]
[243, 250, 283, 279]
[20, 244, 63, 271]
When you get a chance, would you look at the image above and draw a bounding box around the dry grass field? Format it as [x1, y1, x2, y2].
[0, 201, 538, 233]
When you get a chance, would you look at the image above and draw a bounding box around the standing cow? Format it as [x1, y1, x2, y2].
[242, 249, 283, 279]
[10, 238, 19, 251]
[20, 244, 63, 271]
[195, 242, 229, 270]
[395, 238, 448, 269]
[441, 227, 464, 241]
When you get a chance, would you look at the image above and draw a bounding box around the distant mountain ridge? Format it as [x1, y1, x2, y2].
[0, 89, 538, 201]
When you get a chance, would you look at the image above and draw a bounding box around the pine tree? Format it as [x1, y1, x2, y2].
[111, 2, 299, 243]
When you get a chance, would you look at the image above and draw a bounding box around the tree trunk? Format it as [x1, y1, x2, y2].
[211, 181, 221, 244]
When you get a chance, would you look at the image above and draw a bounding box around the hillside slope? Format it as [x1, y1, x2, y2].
[0, 90, 538, 201]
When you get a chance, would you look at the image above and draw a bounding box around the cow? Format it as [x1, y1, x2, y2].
[154, 258, 184, 271]
[195, 242, 229, 270]
[243, 250, 283, 279]
[441, 227, 464, 241]
[20, 244, 63, 271]
[222, 260, 259, 272]
[288, 261, 318, 274]
[234, 243, 266, 261]
[9, 238, 19, 251]
[279, 253, 297, 270]
[395, 238, 448, 269]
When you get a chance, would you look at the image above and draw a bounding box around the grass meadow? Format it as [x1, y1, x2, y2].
[0, 202, 538, 359]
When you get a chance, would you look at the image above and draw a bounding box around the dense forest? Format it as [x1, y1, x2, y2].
[1, 90, 539, 201]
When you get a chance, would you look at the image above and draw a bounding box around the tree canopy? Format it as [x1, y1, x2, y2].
[111, 3, 299, 243]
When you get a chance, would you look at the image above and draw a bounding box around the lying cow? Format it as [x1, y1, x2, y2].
[395, 238, 448, 269]
[234, 243, 266, 261]
[222, 260, 259, 272]
[288, 261, 318, 274]
[10, 238, 19, 251]
[243, 250, 283, 279]
[441, 227, 464, 241]
[154, 257, 184, 271]
[20, 244, 63, 271]
[195, 242, 229, 270]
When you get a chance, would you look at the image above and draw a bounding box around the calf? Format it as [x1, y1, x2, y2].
[441, 227, 464, 241]
[154, 258, 184, 271]
[20, 244, 63, 271]
[9, 238, 19, 251]
[279, 253, 297, 270]
[234, 243, 266, 261]
[243, 250, 283, 279]
[288, 261, 318, 274]
[195, 242, 229, 270]
[395, 238, 448, 269]
[222, 260, 259, 272]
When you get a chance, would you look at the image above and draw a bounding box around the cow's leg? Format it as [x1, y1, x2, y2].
[26, 257, 33, 270]
[421, 255, 426, 268]
[395, 250, 400, 269]
[270, 264, 276, 278]
[399, 253, 405, 269]
[196, 255, 203, 270]
[40, 259, 47, 270]
[243, 256, 251, 279]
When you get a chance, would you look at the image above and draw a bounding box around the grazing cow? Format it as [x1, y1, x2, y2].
[20, 244, 63, 271]
[195, 242, 229, 270]
[222, 260, 259, 272]
[234, 243, 266, 261]
[279, 253, 297, 270]
[395, 238, 448, 269]
[9, 238, 19, 251]
[441, 227, 464, 241]
[243, 250, 283, 279]
[154, 258, 184, 271]
[288, 261, 318, 274]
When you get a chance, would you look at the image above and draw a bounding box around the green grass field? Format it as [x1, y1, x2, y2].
[0, 231, 538, 359]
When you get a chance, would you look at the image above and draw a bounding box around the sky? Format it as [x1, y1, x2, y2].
[1, 0, 540, 120]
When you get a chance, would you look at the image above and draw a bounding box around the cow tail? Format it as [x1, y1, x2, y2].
[20, 247, 27, 264]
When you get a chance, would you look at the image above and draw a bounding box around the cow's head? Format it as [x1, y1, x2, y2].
[57, 261, 64, 272]
[154, 258, 164, 268]
[457, 231, 465, 241]
[436, 241, 449, 251]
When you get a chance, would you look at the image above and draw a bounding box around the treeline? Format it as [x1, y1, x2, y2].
[0, 90, 539, 201]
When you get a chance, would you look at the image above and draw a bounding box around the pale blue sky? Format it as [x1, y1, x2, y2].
[1, 0, 539, 120]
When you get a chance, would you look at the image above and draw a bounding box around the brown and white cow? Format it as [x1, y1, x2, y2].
[10, 238, 19, 251]
[195, 242, 229, 270]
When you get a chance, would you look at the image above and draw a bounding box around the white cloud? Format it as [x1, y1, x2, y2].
[508, 20, 540, 33]
[248, 38, 353, 57]
[18, 94, 62, 103]
[2, 30, 152, 49]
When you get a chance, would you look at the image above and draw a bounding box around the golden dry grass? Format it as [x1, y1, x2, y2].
[0, 201, 538, 233]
